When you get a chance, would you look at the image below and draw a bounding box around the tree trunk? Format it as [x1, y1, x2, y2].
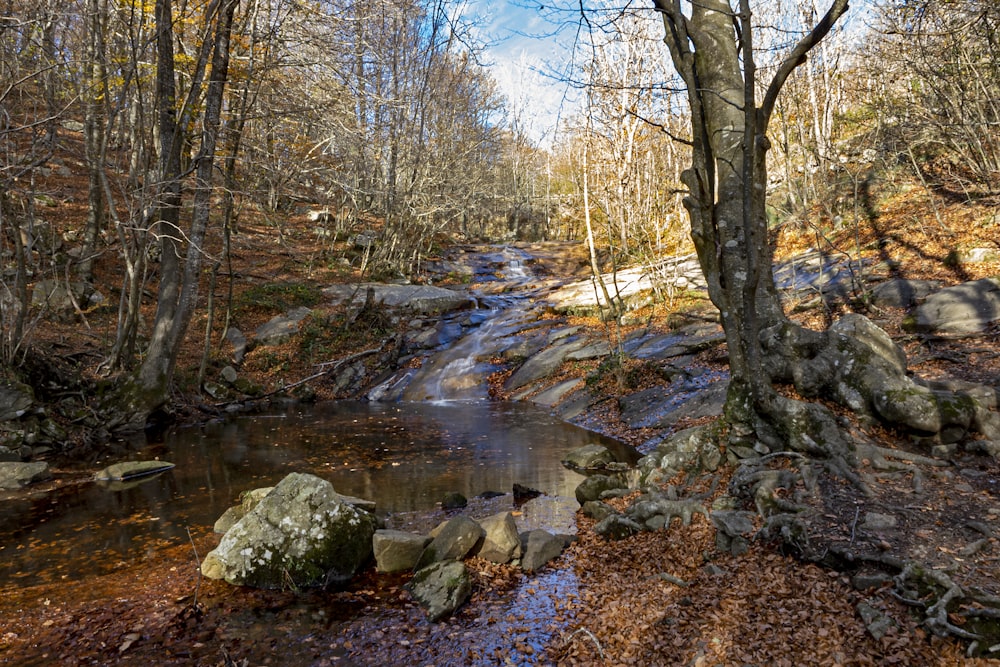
[654, 0, 850, 439]
[118, 0, 238, 429]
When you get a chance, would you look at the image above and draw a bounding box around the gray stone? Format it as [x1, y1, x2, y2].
[240, 487, 275, 513]
[861, 512, 898, 531]
[710, 510, 756, 537]
[872, 385, 974, 438]
[870, 279, 941, 309]
[829, 313, 907, 374]
[852, 572, 893, 590]
[566, 341, 610, 361]
[561, 444, 615, 472]
[30, 280, 91, 316]
[373, 530, 432, 573]
[0, 381, 33, 422]
[323, 283, 473, 315]
[0, 461, 50, 489]
[408, 560, 471, 622]
[415, 515, 485, 570]
[255, 307, 312, 346]
[441, 492, 467, 510]
[220, 366, 238, 384]
[531, 379, 583, 408]
[516, 496, 579, 535]
[915, 278, 1000, 335]
[476, 512, 521, 564]
[200, 472, 378, 588]
[619, 380, 728, 430]
[505, 338, 587, 391]
[226, 328, 248, 363]
[856, 601, 897, 640]
[520, 529, 566, 571]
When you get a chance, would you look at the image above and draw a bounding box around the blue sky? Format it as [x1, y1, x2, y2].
[472, 0, 582, 144]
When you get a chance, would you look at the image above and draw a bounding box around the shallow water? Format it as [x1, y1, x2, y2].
[0, 400, 623, 588]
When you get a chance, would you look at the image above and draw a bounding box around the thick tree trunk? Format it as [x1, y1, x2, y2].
[655, 0, 851, 450]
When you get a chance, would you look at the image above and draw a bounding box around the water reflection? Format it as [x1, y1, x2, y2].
[0, 401, 625, 587]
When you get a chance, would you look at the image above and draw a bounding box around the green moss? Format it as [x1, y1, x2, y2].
[235, 282, 323, 316]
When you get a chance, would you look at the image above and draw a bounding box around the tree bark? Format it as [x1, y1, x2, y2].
[653, 0, 850, 436]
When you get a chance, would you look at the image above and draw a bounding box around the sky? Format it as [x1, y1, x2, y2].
[471, 0, 582, 145]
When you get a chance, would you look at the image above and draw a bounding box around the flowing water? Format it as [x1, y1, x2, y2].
[0, 399, 628, 588]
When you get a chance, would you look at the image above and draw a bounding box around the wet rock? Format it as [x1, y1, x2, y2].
[408, 560, 471, 622]
[513, 483, 542, 503]
[914, 278, 1000, 335]
[373, 529, 432, 573]
[475, 512, 521, 564]
[0, 461, 50, 489]
[407, 321, 465, 349]
[95, 460, 175, 481]
[415, 515, 484, 570]
[201, 472, 378, 588]
[519, 529, 566, 571]
[516, 496, 579, 535]
[561, 444, 615, 472]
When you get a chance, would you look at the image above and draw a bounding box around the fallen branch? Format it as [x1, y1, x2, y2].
[212, 344, 386, 407]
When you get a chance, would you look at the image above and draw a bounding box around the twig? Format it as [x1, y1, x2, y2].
[566, 627, 605, 660]
[212, 345, 384, 407]
[187, 527, 203, 609]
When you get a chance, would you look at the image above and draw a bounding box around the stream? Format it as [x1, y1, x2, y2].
[0, 244, 625, 592]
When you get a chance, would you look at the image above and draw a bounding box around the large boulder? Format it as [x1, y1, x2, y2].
[201, 472, 378, 588]
[408, 560, 471, 622]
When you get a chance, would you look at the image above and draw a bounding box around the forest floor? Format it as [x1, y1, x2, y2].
[3, 130, 1000, 665]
